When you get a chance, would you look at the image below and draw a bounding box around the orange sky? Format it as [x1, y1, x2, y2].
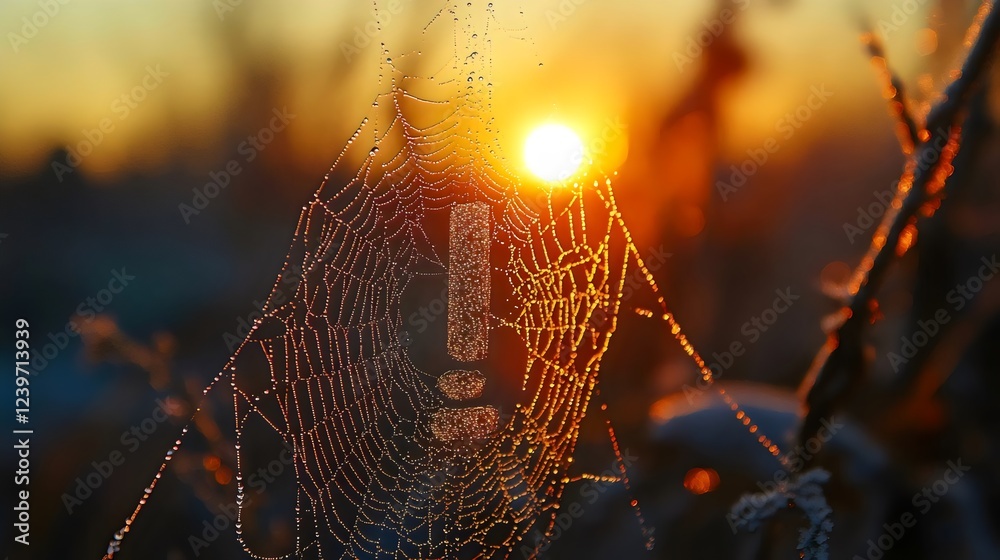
[0, 0, 970, 182]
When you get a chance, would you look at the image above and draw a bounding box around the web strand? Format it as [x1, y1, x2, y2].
[100, 3, 786, 557]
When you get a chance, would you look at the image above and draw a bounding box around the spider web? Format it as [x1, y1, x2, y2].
[102, 3, 780, 558]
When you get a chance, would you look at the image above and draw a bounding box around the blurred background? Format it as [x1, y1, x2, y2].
[2, 0, 1000, 558]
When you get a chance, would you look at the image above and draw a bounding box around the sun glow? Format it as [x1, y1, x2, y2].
[523, 123, 585, 182]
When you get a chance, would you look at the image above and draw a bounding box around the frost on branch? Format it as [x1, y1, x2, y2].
[730, 467, 833, 560]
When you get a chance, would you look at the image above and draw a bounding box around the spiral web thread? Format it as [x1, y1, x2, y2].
[101, 3, 783, 558]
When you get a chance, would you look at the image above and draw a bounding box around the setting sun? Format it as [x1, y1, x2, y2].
[523, 123, 585, 182]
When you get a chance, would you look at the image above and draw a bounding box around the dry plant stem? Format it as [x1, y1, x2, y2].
[863, 33, 922, 151]
[895, 89, 992, 391]
[796, 0, 1000, 451]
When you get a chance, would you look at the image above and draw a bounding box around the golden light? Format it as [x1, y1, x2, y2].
[214, 465, 233, 485]
[202, 454, 221, 471]
[683, 467, 720, 495]
[915, 28, 938, 56]
[523, 123, 585, 182]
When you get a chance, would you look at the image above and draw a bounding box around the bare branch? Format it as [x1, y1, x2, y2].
[796, 0, 1000, 451]
[862, 31, 923, 153]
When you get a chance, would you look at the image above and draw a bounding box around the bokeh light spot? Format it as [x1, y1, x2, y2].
[683, 467, 720, 495]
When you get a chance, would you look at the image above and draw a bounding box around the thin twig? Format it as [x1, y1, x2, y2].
[862, 31, 923, 152]
[796, 0, 1000, 450]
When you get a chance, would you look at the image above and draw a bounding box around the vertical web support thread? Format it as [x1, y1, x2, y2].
[604, 406, 656, 551]
[448, 201, 491, 362]
[614, 205, 786, 463]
